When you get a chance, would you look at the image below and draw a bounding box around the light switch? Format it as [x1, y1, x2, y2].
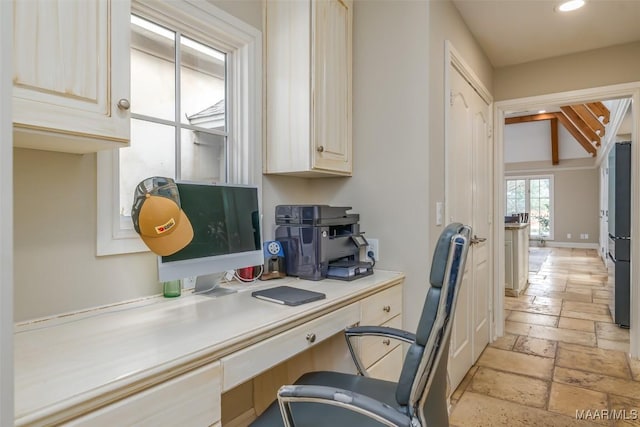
[436, 202, 443, 226]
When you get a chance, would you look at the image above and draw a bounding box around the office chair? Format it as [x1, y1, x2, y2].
[250, 222, 471, 427]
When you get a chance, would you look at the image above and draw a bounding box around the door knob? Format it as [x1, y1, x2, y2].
[117, 98, 131, 111]
[471, 235, 487, 245]
[306, 333, 316, 343]
[316, 145, 324, 153]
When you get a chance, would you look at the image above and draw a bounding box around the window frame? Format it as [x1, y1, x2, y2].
[504, 175, 555, 240]
[97, 0, 262, 256]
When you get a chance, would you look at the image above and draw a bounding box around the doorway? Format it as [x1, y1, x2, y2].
[494, 83, 640, 358]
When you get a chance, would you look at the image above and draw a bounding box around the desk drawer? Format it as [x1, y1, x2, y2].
[361, 284, 402, 326]
[360, 314, 402, 368]
[66, 363, 221, 427]
[222, 303, 360, 391]
[368, 345, 403, 382]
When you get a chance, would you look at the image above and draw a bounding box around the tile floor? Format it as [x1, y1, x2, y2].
[449, 248, 640, 427]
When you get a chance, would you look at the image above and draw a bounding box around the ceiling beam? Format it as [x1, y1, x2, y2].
[554, 112, 597, 157]
[586, 102, 610, 124]
[560, 106, 601, 147]
[550, 117, 559, 165]
[504, 113, 558, 124]
[504, 109, 598, 158]
[571, 104, 605, 136]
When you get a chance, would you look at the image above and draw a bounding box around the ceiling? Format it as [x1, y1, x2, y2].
[450, 1, 637, 163]
[451, 0, 640, 67]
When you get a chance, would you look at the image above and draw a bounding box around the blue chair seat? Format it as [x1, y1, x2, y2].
[251, 371, 402, 427]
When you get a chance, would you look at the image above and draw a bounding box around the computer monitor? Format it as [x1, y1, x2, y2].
[157, 182, 263, 295]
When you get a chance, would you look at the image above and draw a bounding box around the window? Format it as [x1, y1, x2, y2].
[121, 15, 228, 219]
[505, 176, 554, 240]
[97, 0, 262, 256]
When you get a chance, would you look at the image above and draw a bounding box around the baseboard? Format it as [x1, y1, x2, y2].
[541, 241, 599, 249]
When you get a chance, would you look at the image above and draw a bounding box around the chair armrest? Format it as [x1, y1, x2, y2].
[345, 326, 416, 344]
[277, 385, 412, 427]
[344, 326, 416, 376]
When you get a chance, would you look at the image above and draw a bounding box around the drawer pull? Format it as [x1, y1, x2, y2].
[306, 333, 316, 343]
[382, 339, 391, 346]
[383, 305, 391, 313]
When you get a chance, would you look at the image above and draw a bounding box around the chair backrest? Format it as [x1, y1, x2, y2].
[393, 223, 471, 425]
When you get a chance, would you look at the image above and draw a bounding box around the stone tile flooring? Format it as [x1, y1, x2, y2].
[450, 248, 639, 427]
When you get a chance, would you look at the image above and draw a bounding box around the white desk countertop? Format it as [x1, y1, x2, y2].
[14, 270, 404, 426]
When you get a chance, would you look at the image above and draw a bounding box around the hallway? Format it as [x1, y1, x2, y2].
[449, 248, 639, 426]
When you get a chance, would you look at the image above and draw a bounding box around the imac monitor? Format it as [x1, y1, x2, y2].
[157, 182, 263, 294]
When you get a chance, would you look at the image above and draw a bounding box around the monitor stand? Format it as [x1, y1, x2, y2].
[193, 273, 237, 297]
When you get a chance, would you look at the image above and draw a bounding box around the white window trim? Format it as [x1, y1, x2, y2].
[97, 0, 262, 256]
[504, 174, 555, 241]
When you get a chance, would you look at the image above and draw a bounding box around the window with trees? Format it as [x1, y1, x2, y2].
[505, 176, 553, 239]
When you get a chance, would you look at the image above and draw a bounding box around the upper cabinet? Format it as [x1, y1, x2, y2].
[264, 0, 353, 177]
[13, 0, 131, 154]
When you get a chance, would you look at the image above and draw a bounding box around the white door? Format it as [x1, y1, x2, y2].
[446, 65, 492, 390]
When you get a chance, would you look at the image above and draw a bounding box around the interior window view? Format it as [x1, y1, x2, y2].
[121, 14, 228, 220]
[5, 0, 640, 426]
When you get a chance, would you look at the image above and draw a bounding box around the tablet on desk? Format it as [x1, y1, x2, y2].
[251, 286, 326, 306]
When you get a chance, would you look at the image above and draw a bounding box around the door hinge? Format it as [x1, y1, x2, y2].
[450, 90, 454, 106]
[488, 126, 493, 138]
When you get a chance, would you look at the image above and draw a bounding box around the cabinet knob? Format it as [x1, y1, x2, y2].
[382, 339, 391, 346]
[316, 145, 324, 153]
[117, 98, 131, 111]
[383, 305, 391, 313]
[306, 333, 316, 343]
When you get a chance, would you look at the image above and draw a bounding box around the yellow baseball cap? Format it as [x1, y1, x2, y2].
[131, 177, 194, 256]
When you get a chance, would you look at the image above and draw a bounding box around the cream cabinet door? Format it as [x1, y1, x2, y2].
[65, 363, 222, 427]
[311, 0, 352, 175]
[264, 0, 352, 177]
[13, 0, 130, 153]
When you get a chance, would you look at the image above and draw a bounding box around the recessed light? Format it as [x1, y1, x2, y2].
[557, 0, 585, 12]
[538, 110, 547, 114]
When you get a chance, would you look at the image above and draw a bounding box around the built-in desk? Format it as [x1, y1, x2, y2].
[15, 271, 404, 426]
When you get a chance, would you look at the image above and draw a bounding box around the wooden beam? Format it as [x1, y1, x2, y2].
[550, 117, 559, 165]
[560, 106, 601, 147]
[570, 104, 605, 136]
[555, 112, 596, 157]
[505, 113, 558, 125]
[586, 101, 610, 124]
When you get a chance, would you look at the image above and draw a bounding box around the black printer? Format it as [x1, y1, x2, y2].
[275, 205, 373, 281]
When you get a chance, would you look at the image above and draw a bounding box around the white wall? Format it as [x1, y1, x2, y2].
[308, 0, 492, 331]
[307, 0, 430, 331]
[494, 41, 640, 101]
[504, 121, 591, 163]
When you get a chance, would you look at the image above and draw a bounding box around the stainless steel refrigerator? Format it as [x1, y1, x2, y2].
[608, 142, 631, 328]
